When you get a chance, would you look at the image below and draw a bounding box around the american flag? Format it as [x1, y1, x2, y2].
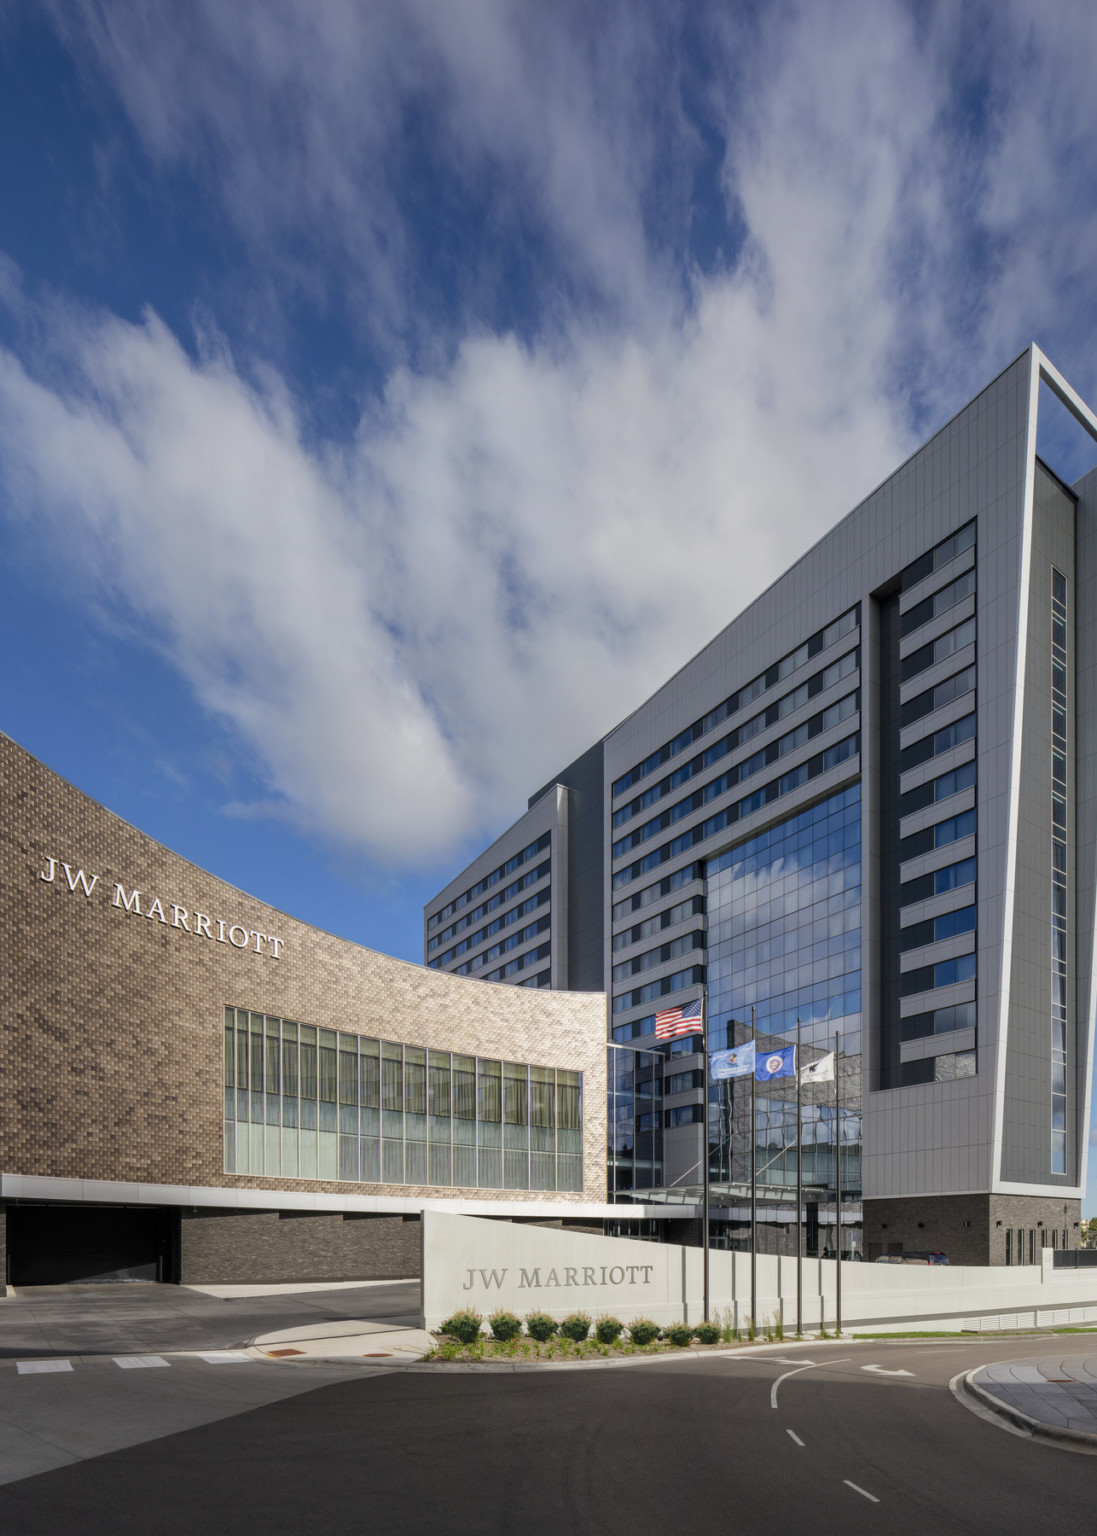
[655, 996, 704, 1041]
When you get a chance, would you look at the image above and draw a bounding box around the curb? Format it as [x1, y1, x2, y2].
[955, 1368, 1097, 1455]
[372, 1333, 849, 1375]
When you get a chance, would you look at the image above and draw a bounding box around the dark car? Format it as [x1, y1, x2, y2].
[874, 1251, 949, 1265]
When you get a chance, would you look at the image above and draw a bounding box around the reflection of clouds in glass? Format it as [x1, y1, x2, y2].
[707, 785, 861, 1048]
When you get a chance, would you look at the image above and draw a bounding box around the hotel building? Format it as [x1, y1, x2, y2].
[425, 346, 1097, 1264]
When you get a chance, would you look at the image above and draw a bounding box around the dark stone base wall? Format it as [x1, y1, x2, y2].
[179, 1208, 421, 1284]
[864, 1193, 1083, 1265]
[0, 1203, 7, 1295]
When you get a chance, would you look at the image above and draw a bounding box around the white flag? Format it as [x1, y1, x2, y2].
[801, 1051, 835, 1085]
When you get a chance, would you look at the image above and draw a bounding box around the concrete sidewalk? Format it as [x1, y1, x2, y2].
[249, 1318, 434, 1361]
[964, 1355, 1097, 1450]
[0, 1279, 420, 1358]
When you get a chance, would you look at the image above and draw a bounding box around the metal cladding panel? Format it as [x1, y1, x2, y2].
[547, 743, 605, 993]
[1000, 464, 1076, 1184]
[1071, 461, 1097, 1201]
[866, 359, 1033, 1198]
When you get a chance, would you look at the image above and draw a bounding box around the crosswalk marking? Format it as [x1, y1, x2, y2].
[197, 1351, 252, 1364]
[16, 1360, 72, 1375]
[114, 1355, 170, 1369]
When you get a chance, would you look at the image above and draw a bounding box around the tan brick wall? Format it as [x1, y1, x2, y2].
[0, 733, 608, 1205]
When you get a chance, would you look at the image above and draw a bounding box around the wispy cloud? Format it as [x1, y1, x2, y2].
[2, 1, 1096, 864]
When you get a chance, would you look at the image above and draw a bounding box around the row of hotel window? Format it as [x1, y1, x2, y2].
[895, 527, 977, 1017]
[613, 894, 705, 953]
[1050, 567, 1069, 1175]
[612, 609, 859, 797]
[900, 564, 975, 641]
[900, 519, 975, 594]
[613, 732, 860, 890]
[613, 679, 858, 853]
[429, 831, 551, 929]
[896, 1049, 975, 1084]
[609, 528, 970, 940]
[609, 517, 969, 809]
[449, 941, 552, 983]
[222, 1010, 583, 1191]
[611, 533, 974, 1030]
[429, 866, 550, 951]
[434, 906, 549, 967]
[613, 660, 859, 830]
[901, 612, 974, 685]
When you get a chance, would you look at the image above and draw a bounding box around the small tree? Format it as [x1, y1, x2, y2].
[1081, 1217, 1097, 1250]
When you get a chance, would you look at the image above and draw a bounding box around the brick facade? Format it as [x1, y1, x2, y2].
[179, 1209, 422, 1284]
[0, 733, 608, 1214]
[863, 1193, 1083, 1264]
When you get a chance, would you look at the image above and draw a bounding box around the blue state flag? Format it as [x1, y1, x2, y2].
[710, 1041, 755, 1080]
[755, 1045, 796, 1081]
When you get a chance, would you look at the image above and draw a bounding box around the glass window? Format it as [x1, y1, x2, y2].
[404, 1048, 427, 1117]
[249, 1013, 264, 1094]
[381, 1043, 403, 1111]
[453, 1055, 476, 1119]
[359, 1039, 379, 1108]
[503, 1063, 528, 1126]
[428, 1051, 451, 1118]
[705, 784, 861, 1195]
[299, 1026, 317, 1098]
[338, 1036, 358, 1105]
[318, 1031, 338, 1103]
[477, 1059, 501, 1122]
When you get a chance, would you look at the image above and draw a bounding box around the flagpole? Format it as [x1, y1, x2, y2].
[702, 985, 710, 1324]
[796, 1016, 802, 1339]
[750, 1004, 757, 1336]
[834, 1029, 842, 1338]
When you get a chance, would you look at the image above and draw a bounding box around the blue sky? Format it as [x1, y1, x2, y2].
[2, 2, 1097, 1207]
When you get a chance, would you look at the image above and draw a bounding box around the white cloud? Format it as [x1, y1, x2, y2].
[3, 0, 1097, 865]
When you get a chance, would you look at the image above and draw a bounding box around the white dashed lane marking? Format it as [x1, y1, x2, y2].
[787, 1429, 805, 1446]
[844, 1480, 880, 1503]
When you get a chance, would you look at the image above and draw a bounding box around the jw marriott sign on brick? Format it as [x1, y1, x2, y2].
[38, 855, 285, 959]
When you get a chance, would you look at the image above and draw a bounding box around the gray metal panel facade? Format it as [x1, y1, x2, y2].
[425, 346, 1097, 1215]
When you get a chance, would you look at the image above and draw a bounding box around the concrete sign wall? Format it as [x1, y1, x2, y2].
[421, 1212, 1097, 1333]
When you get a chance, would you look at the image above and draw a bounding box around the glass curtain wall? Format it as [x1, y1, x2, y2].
[223, 1010, 583, 1193]
[607, 1043, 665, 1195]
[706, 784, 863, 1255]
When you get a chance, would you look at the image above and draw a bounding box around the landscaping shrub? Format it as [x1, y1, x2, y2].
[440, 1309, 482, 1344]
[594, 1316, 624, 1345]
[489, 1310, 522, 1342]
[525, 1311, 559, 1342]
[665, 1323, 694, 1347]
[628, 1318, 660, 1346]
[694, 1321, 721, 1346]
[559, 1311, 592, 1342]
